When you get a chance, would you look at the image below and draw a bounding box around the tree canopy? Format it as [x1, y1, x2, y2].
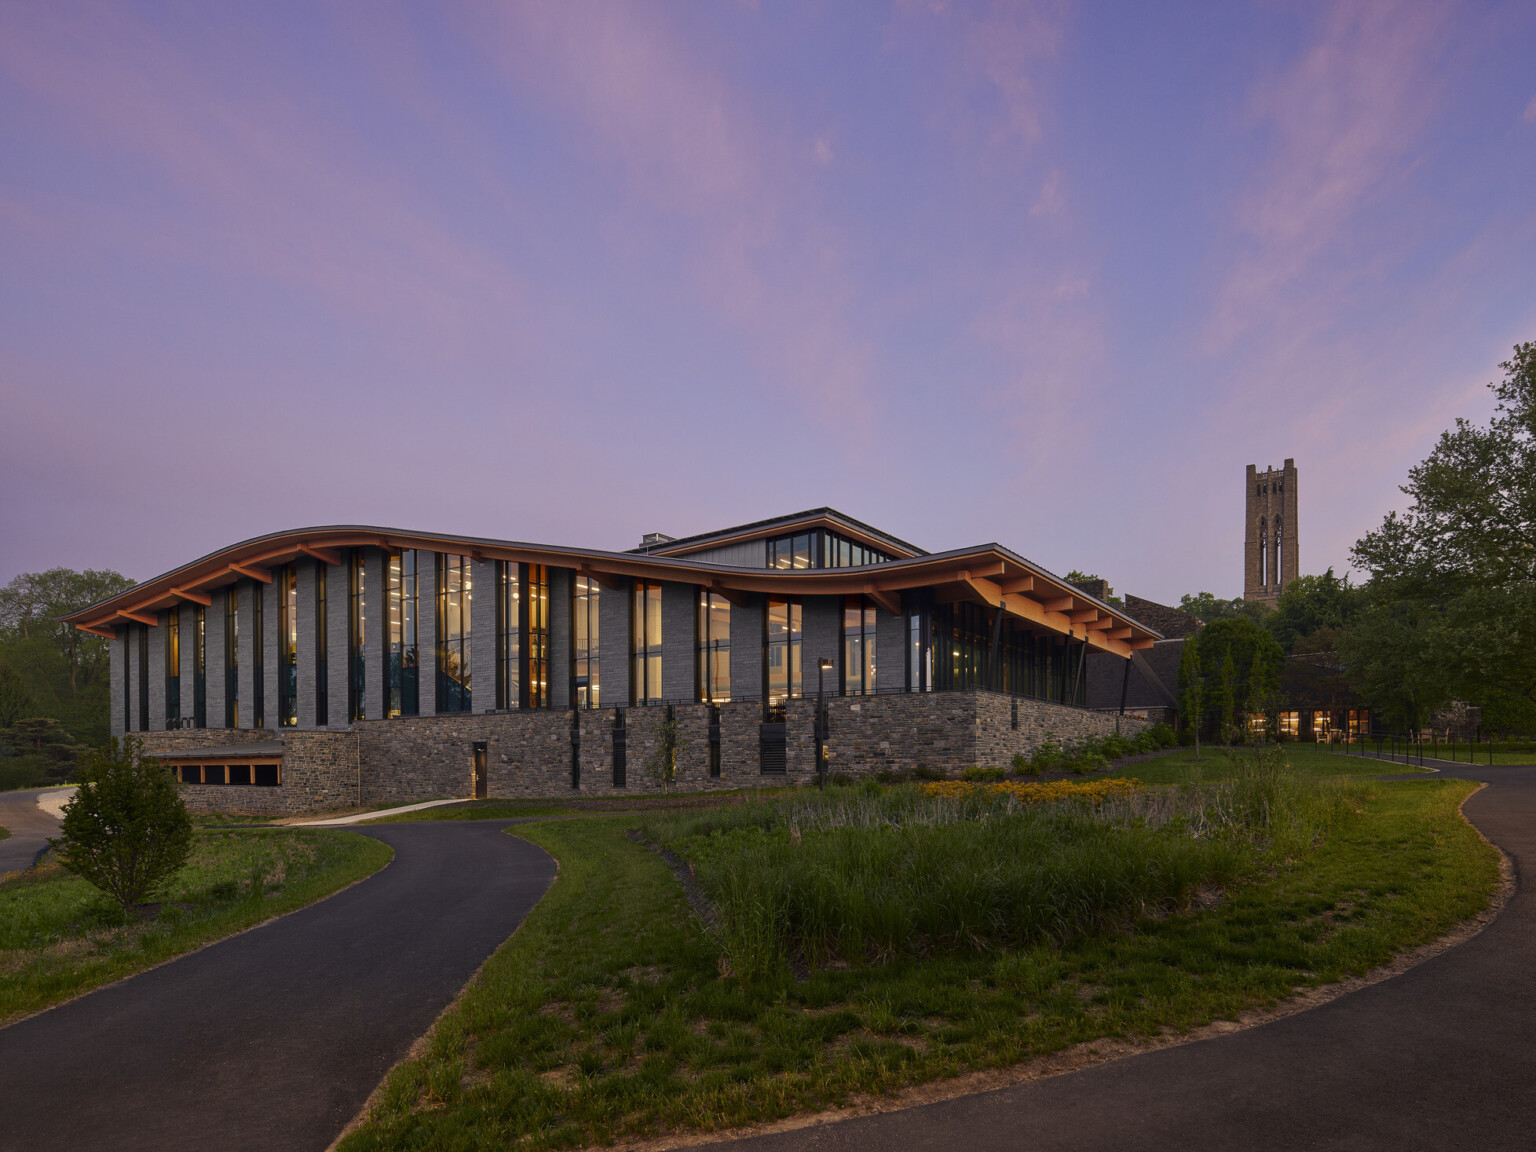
[1347, 343, 1536, 731]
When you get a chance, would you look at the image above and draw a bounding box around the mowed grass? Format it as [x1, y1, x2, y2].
[363, 789, 795, 824]
[340, 771, 1497, 1151]
[0, 828, 391, 1024]
[1106, 743, 1433, 785]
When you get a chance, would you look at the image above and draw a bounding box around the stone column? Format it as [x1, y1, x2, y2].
[417, 550, 439, 716]
[729, 593, 764, 703]
[147, 610, 167, 731]
[548, 567, 571, 710]
[661, 581, 697, 704]
[363, 548, 386, 724]
[599, 578, 631, 707]
[110, 627, 127, 737]
[296, 560, 317, 728]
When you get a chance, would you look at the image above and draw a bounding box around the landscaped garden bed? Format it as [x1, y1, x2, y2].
[338, 750, 1499, 1151]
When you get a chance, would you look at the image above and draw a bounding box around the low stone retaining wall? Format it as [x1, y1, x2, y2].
[138, 692, 1154, 815]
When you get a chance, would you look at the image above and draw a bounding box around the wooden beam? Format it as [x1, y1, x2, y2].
[1105, 626, 1133, 640]
[710, 581, 754, 609]
[996, 576, 1035, 595]
[958, 576, 1003, 609]
[298, 544, 342, 567]
[580, 565, 629, 592]
[865, 587, 901, 615]
[77, 623, 117, 639]
[120, 609, 159, 626]
[229, 563, 271, 583]
[1042, 596, 1075, 612]
[1128, 638, 1156, 651]
[1068, 608, 1102, 624]
[169, 586, 213, 607]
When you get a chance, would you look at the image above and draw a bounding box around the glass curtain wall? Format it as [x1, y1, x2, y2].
[496, 562, 549, 710]
[164, 610, 180, 726]
[348, 550, 366, 722]
[315, 567, 328, 726]
[279, 565, 297, 726]
[921, 601, 1077, 704]
[631, 583, 663, 704]
[386, 550, 419, 717]
[225, 589, 239, 728]
[842, 597, 877, 695]
[194, 606, 206, 727]
[572, 575, 600, 708]
[765, 598, 802, 718]
[437, 553, 472, 712]
[697, 591, 731, 702]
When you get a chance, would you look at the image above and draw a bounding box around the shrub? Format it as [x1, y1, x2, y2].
[1147, 722, 1178, 748]
[911, 764, 948, 781]
[1028, 734, 1065, 774]
[1010, 751, 1036, 777]
[961, 766, 1006, 782]
[1100, 732, 1134, 760]
[874, 769, 912, 784]
[50, 737, 193, 909]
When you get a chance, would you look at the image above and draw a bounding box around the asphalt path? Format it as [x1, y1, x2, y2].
[0, 820, 556, 1152]
[0, 786, 67, 875]
[704, 765, 1536, 1152]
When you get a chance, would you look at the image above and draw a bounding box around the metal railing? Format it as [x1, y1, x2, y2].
[1324, 730, 1498, 768]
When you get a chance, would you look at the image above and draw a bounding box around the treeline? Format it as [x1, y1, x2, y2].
[0, 567, 135, 788]
[1179, 342, 1536, 735]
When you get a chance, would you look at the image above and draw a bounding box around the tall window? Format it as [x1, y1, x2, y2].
[494, 562, 547, 709]
[1273, 517, 1284, 585]
[697, 591, 731, 702]
[138, 624, 149, 731]
[386, 550, 419, 717]
[1258, 517, 1268, 586]
[225, 589, 239, 728]
[573, 575, 601, 708]
[278, 565, 297, 726]
[348, 550, 366, 722]
[194, 606, 206, 728]
[907, 604, 931, 692]
[253, 582, 265, 727]
[843, 597, 876, 696]
[632, 582, 662, 704]
[765, 598, 802, 713]
[165, 610, 180, 726]
[437, 553, 472, 713]
[315, 566, 328, 726]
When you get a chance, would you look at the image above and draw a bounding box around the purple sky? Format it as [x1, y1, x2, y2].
[3, 2, 1534, 605]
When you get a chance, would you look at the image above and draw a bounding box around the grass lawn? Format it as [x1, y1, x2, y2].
[0, 828, 391, 1024]
[340, 770, 1497, 1151]
[1106, 743, 1435, 785]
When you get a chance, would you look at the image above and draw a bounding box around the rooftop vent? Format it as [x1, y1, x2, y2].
[639, 532, 676, 548]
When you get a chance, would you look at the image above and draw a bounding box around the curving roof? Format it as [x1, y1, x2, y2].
[60, 525, 1160, 657]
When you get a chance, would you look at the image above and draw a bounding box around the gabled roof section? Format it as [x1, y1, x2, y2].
[630, 507, 926, 559]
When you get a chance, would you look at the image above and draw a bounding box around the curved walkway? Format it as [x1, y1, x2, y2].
[705, 766, 1536, 1152]
[0, 821, 556, 1152]
[0, 786, 69, 876]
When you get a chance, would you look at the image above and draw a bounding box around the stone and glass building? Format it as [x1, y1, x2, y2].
[63, 509, 1162, 814]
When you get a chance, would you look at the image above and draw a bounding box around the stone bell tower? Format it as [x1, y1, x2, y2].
[1244, 459, 1298, 605]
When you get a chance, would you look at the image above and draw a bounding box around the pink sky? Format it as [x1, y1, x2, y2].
[2, 1, 1533, 604]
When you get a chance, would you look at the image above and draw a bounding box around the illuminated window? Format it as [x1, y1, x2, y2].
[165, 610, 180, 727]
[386, 551, 419, 717]
[632, 583, 663, 704]
[253, 582, 265, 728]
[279, 565, 297, 727]
[437, 553, 473, 713]
[573, 575, 601, 708]
[348, 551, 366, 722]
[697, 590, 731, 703]
[497, 562, 548, 710]
[1278, 711, 1299, 738]
[315, 567, 328, 726]
[225, 589, 239, 729]
[194, 606, 206, 728]
[843, 597, 877, 696]
[765, 598, 801, 716]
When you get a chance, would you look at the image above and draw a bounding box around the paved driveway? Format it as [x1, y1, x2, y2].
[703, 766, 1536, 1152]
[0, 821, 555, 1152]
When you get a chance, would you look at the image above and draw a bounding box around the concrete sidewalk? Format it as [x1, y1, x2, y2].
[0, 786, 72, 876]
[702, 766, 1536, 1152]
[0, 820, 556, 1152]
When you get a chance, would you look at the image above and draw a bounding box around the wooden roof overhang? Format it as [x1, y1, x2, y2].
[61, 527, 1161, 658]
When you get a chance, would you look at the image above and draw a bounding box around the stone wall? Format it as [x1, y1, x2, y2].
[130, 690, 1157, 815]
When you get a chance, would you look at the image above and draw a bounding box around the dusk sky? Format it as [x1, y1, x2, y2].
[3, 1, 1533, 605]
